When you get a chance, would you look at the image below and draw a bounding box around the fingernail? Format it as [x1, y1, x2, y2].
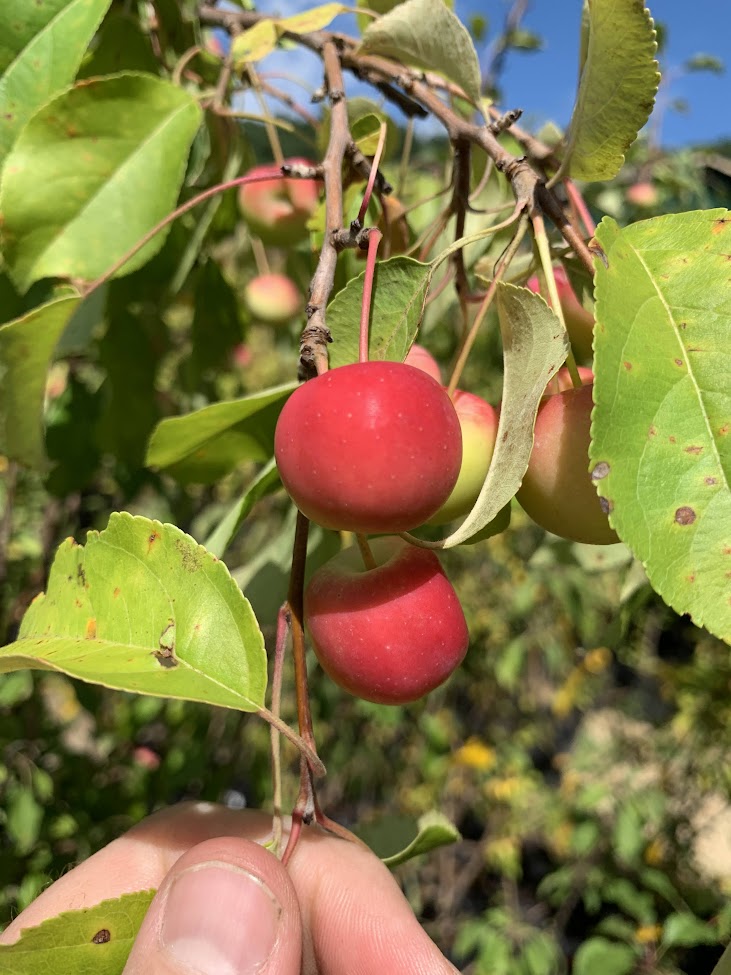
[161, 861, 281, 974]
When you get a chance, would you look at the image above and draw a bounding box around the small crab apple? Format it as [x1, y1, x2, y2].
[626, 181, 658, 207]
[527, 266, 595, 362]
[543, 365, 594, 397]
[243, 273, 301, 325]
[238, 157, 320, 246]
[516, 383, 618, 545]
[274, 361, 462, 533]
[404, 343, 442, 383]
[304, 536, 469, 704]
[428, 390, 498, 525]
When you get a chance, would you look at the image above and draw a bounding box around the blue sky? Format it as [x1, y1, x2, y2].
[240, 0, 730, 148]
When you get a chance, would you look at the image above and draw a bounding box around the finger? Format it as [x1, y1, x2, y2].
[122, 835, 302, 975]
[286, 828, 459, 975]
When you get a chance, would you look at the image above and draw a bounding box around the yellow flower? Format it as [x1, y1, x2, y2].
[454, 737, 496, 772]
[635, 925, 662, 944]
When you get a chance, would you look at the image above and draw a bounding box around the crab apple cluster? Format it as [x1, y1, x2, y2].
[275, 359, 478, 704]
[238, 157, 320, 246]
[517, 382, 618, 545]
[527, 265, 595, 362]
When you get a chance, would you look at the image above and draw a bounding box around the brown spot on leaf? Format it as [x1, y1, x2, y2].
[705, 477, 717, 485]
[669, 436, 676, 444]
[75, 598, 82, 608]
[175, 539, 203, 572]
[153, 650, 177, 669]
[679, 321, 687, 329]
[649, 425, 657, 437]
[113, 587, 121, 598]
[623, 361, 633, 370]
[674, 506, 696, 526]
[674, 358, 684, 367]
[719, 424, 730, 436]
[85, 618, 97, 639]
[687, 574, 695, 583]
[147, 532, 160, 554]
[77, 564, 87, 587]
[591, 461, 610, 481]
[92, 929, 111, 945]
[154, 620, 177, 668]
[712, 217, 730, 234]
[684, 445, 703, 454]
[599, 497, 614, 514]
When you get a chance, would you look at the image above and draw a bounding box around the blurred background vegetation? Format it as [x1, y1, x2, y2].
[1, 5, 731, 974]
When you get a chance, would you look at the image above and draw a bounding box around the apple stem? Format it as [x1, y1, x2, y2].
[446, 211, 530, 397]
[269, 605, 289, 858]
[251, 236, 271, 277]
[532, 211, 583, 390]
[396, 117, 414, 198]
[357, 122, 388, 225]
[359, 228, 383, 363]
[564, 179, 597, 237]
[355, 533, 377, 570]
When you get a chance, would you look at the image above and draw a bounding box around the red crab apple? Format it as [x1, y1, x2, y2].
[404, 343, 442, 383]
[274, 361, 462, 533]
[517, 383, 618, 545]
[527, 266, 595, 362]
[626, 181, 658, 207]
[543, 365, 594, 397]
[305, 536, 469, 704]
[429, 390, 498, 524]
[238, 157, 319, 246]
[243, 272, 301, 325]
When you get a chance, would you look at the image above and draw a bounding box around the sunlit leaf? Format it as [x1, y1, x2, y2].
[558, 0, 660, 182]
[662, 913, 719, 948]
[592, 211, 731, 644]
[0, 0, 111, 165]
[357, 810, 460, 867]
[0, 73, 202, 291]
[145, 382, 296, 484]
[327, 256, 431, 368]
[573, 937, 638, 975]
[442, 283, 569, 547]
[359, 0, 481, 105]
[0, 889, 154, 973]
[0, 294, 80, 468]
[231, 19, 278, 65]
[0, 513, 268, 712]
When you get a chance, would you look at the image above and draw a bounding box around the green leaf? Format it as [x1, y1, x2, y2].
[359, 0, 481, 105]
[662, 913, 719, 948]
[442, 283, 569, 547]
[684, 54, 724, 75]
[357, 810, 460, 867]
[573, 937, 638, 975]
[6, 786, 43, 856]
[592, 211, 731, 644]
[203, 459, 281, 559]
[0, 513, 268, 712]
[0, 294, 80, 468]
[145, 382, 296, 484]
[558, 0, 660, 182]
[0, 0, 111, 165]
[231, 5, 350, 66]
[327, 256, 431, 369]
[0, 889, 155, 973]
[0, 73, 202, 292]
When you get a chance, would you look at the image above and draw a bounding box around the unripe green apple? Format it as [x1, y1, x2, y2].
[404, 343, 442, 383]
[274, 361, 463, 533]
[238, 158, 319, 246]
[304, 536, 469, 704]
[243, 273, 301, 325]
[527, 266, 594, 362]
[428, 389, 498, 524]
[517, 383, 618, 545]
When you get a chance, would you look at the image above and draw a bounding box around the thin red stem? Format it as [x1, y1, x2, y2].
[357, 122, 388, 225]
[359, 229, 382, 363]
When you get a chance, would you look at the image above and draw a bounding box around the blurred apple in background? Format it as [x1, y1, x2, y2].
[244, 273, 302, 325]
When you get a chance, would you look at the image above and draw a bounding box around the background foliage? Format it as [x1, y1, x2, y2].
[0, 1, 729, 973]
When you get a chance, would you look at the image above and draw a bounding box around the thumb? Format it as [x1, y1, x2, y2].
[123, 836, 302, 975]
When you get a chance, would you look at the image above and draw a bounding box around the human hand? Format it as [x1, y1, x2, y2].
[1, 802, 459, 975]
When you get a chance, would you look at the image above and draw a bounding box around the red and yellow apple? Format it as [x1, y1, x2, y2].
[304, 536, 469, 704]
[274, 361, 462, 533]
[516, 383, 618, 545]
[238, 157, 320, 246]
[243, 273, 301, 325]
[428, 389, 498, 524]
[404, 343, 442, 383]
[527, 265, 594, 362]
